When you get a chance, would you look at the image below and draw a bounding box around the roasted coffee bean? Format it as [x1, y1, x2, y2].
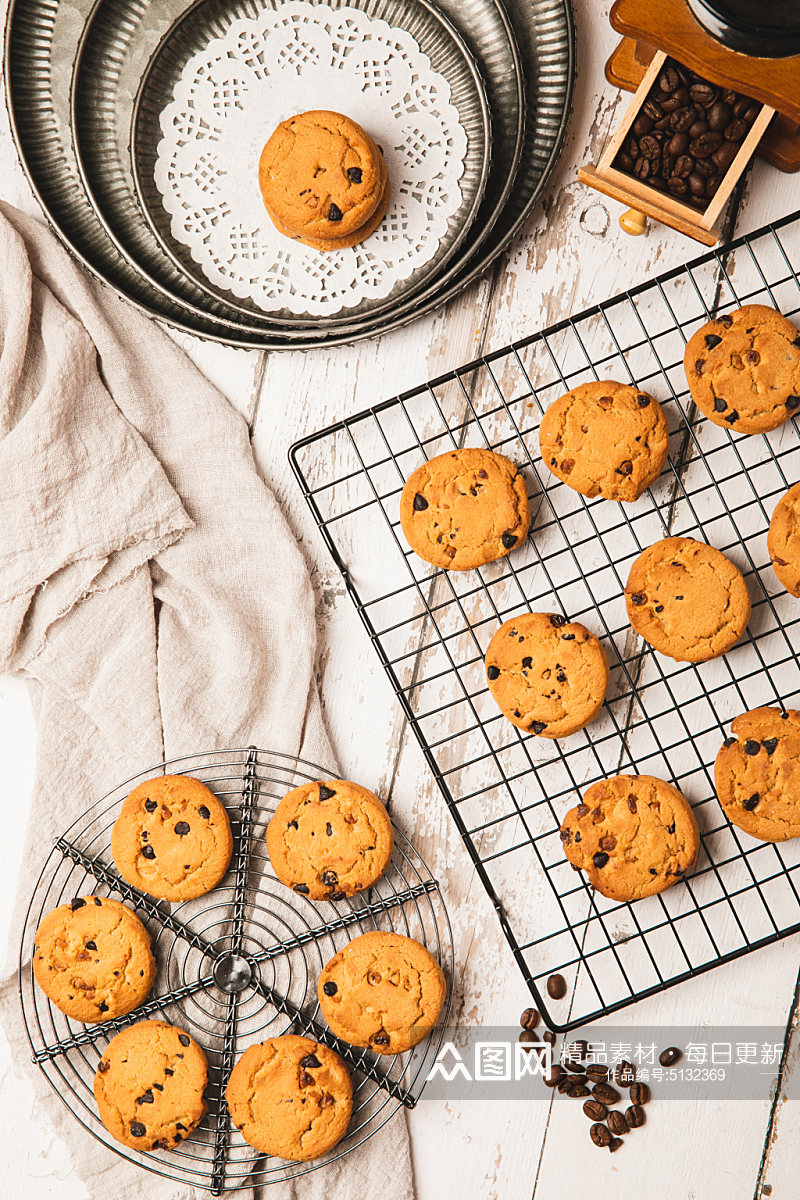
[658, 66, 680, 94]
[520, 1007, 540, 1031]
[690, 81, 717, 108]
[744, 101, 761, 125]
[557, 1074, 573, 1094]
[616, 152, 634, 173]
[629, 1082, 650, 1105]
[688, 172, 706, 197]
[674, 154, 694, 178]
[690, 131, 723, 158]
[733, 94, 750, 118]
[613, 1060, 636, 1086]
[639, 134, 662, 160]
[688, 118, 708, 140]
[633, 155, 652, 181]
[547, 973, 567, 1000]
[725, 118, 749, 142]
[667, 176, 688, 197]
[708, 101, 732, 132]
[643, 99, 663, 121]
[590, 1123, 612, 1148]
[586, 1063, 609, 1082]
[584, 1099, 608, 1121]
[662, 87, 689, 114]
[607, 1110, 628, 1136]
[694, 156, 715, 177]
[671, 107, 698, 134]
[632, 113, 654, 138]
[518, 1030, 539, 1051]
[592, 1082, 621, 1105]
[566, 1080, 591, 1098]
[573, 1039, 589, 1059]
[659, 1046, 682, 1067]
[608, 1137, 624, 1153]
[543, 1064, 563, 1087]
[667, 132, 689, 157]
[626, 1104, 646, 1128]
[705, 172, 722, 198]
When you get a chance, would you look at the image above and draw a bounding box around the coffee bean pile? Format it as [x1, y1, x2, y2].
[517, 1008, 684, 1154]
[613, 58, 763, 211]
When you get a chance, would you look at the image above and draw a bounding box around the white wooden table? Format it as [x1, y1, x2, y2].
[2, 1, 800, 1195]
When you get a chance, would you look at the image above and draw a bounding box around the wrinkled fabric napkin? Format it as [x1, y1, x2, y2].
[0, 201, 414, 1200]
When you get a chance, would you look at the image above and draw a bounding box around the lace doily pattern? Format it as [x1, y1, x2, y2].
[153, 3, 471, 316]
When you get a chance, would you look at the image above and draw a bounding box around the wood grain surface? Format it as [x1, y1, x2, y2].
[1, 2, 799, 1197]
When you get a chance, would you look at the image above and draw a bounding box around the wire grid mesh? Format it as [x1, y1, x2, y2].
[20, 748, 453, 1193]
[290, 207, 800, 1033]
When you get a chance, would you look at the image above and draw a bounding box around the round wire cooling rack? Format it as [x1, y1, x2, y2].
[19, 748, 453, 1194]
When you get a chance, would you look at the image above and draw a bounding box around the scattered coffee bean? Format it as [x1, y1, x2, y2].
[592, 1082, 621, 1105]
[543, 1064, 563, 1088]
[607, 1110, 628, 1136]
[626, 1104, 646, 1128]
[608, 1137, 624, 1153]
[542, 1030, 557, 1046]
[584, 1099, 608, 1121]
[566, 1080, 591, 1098]
[518, 1030, 539, 1051]
[547, 974, 567, 1000]
[520, 1007, 540, 1031]
[586, 1063, 609, 1082]
[613, 1060, 636, 1086]
[659, 1046, 682, 1067]
[629, 1082, 650, 1105]
[590, 1122, 612, 1148]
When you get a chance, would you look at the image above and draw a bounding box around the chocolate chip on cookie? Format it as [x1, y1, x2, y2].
[560, 775, 699, 901]
[226, 1035, 352, 1161]
[318, 931, 445, 1054]
[111, 775, 233, 902]
[539, 381, 669, 502]
[485, 612, 609, 738]
[625, 536, 750, 662]
[266, 779, 393, 900]
[33, 896, 155, 1023]
[684, 305, 800, 435]
[400, 448, 530, 572]
[715, 707, 800, 841]
[94, 1021, 207, 1151]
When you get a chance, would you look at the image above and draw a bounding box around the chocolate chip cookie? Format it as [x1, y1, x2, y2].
[318, 931, 445, 1055]
[111, 774, 233, 902]
[485, 612, 609, 738]
[560, 775, 700, 901]
[267, 778, 393, 900]
[768, 481, 800, 597]
[269, 159, 390, 251]
[715, 707, 800, 841]
[226, 1035, 352, 1161]
[94, 1020, 207, 1151]
[684, 304, 800, 435]
[32, 896, 155, 1023]
[539, 381, 669, 502]
[625, 536, 750, 662]
[259, 110, 386, 243]
[400, 448, 530, 571]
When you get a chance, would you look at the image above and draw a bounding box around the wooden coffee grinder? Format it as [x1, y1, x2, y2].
[579, 0, 800, 245]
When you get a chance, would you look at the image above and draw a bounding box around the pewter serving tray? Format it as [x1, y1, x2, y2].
[4, 0, 573, 348]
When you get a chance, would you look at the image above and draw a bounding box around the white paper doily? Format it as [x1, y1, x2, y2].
[152, 3, 470, 316]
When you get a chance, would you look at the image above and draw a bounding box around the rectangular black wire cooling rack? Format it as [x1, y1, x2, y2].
[290, 207, 800, 1033]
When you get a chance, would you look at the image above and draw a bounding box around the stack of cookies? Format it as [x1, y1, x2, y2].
[259, 110, 391, 252]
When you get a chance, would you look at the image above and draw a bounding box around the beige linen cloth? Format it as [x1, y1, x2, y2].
[0, 201, 414, 1200]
